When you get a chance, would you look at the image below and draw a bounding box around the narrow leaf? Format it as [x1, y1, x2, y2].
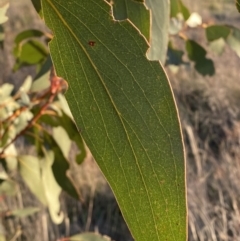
[41, 149, 64, 224]
[52, 126, 71, 159]
[19, 155, 47, 205]
[10, 207, 40, 218]
[43, 130, 80, 200]
[42, 1, 186, 241]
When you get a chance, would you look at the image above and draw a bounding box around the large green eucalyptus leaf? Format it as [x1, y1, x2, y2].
[112, 0, 169, 62]
[42, 1, 186, 241]
[111, 0, 150, 40]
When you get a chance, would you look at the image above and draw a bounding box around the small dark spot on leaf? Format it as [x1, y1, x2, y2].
[88, 41, 96, 46]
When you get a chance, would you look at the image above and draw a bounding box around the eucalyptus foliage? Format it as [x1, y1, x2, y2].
[1, 0, 240, 241]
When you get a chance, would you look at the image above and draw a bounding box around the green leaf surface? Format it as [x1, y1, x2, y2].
[206, 25, 231, 42]
[34, 54, 52, 80]
[112, 0, 169, 62]
[31, 70, 51, 92]
[14, 29, 45, 46]
[13, 39, 48, 71]
[0, 178, 17, 196]
[0, 25, 4, 48]
[53, 126, 71, 159]
[31, 0, 43, 16]
[70, 233, 111, 241]
[42, 130, 80, 200]
[226, 26, 240, 57]
[145, 0, 169, 62]
[19, 155, 47, 205]
[42, 0, 186, 241]
[41, 149, 64, 224]
[209, 38, 225, 55]
[236, 0, 240, 12]
[4, 143, 18, 171]
[186, 39, 215, 76]
[170, 0, 190, 20]
[39, 110, 86, 165]
[111, 0, 150, 40]
[18, 154, 63, 223]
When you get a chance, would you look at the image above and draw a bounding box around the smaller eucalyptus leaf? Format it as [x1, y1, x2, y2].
[0, 178, 17, 196]
[236, 0, 240, 12]
[53, 126, 71, 159]
[31, 70, 50, 92]
[18, 75, 33, 93]
[0, 1, 9, 24]
[169, 17, 183, 35]
[34, 54, 52, 80]
[186, 39, 215, 76]
[0, 170, 8, 180]
[0, 124, 8, 148]
[19, 92, 31, 106]
[43, 130, 80, 200]
[13, 39, 48, 71]
[0, 83, 14, 101]
[14, 111, 33, 134]
[70, 233, 111, 241]
[170, 0, 190, 20]
[206, 25, 231, 42]
[209, 38, 225, 55]
[226, 27, 240, 57]
[0, 25, 4, 49]
[4, 143, 17, 171]
[10, 207, 40, 218]
[19, 155, 47, 205]
[31, 0, 42, 16]
[57, 93, 73, 119]
[41, 149, 64, 224]
[14, 29, 45, 46]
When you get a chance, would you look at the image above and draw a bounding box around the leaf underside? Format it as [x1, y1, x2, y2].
[41, 0, 186, 240]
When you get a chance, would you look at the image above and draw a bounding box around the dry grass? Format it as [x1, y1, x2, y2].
[1, 0, 240, 240]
